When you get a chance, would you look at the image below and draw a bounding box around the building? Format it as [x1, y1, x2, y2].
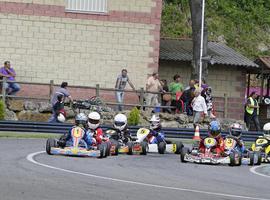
[0, 0, 162, 97]
[159, 38, 259, 120]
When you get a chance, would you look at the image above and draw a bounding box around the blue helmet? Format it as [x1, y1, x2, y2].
[209, 120, 221, 138]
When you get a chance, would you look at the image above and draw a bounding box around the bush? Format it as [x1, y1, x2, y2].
[0, 100, 5, 120]
[128, 107, 140, 126]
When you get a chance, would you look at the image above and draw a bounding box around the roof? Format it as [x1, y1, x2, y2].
[255, 56, 270, 69]
[160, 39, 258, 68]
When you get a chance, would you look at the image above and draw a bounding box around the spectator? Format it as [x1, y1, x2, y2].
[52, 94, 66, 123]
[0, 61, 20, 95]
[181, 79, 196, 116]
[48, 82, 72, 123]
[169, 74, 184, 113]
[115, 69, 136, 111]
[245, 91, 260, 131]
[160, 79, 171, 113]
[145, 72, 164, 110]
[201, 81, 215, 118]
[191, 88, 208, 127]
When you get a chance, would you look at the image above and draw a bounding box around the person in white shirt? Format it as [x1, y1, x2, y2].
[191, 88, 208, 126]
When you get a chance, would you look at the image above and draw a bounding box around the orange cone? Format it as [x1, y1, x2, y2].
[193, 125, 201, 140]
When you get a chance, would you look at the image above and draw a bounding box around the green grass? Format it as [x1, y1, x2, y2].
[0, 131, 61, 139]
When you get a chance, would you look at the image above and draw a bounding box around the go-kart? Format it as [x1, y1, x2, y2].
[180, 137, 241, 166]
[105, 129, 148, 155]
[224, 136, 261, 165]
[136, 128, 183, 154]
[46, 126, 107, 158]
[250, 136, 270, 163]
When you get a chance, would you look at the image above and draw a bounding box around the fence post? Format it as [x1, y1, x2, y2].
[49, 80, 54, 98]
[139, 87, 144, 110]
[1, 77, 6, 105]
[224, 93, 228, 118]
[96, 84, 100, 97]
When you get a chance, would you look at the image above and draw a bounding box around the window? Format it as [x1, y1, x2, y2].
[66, 0, 108, 14]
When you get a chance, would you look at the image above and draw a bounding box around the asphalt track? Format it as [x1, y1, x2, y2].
[0, 138, 269, 200]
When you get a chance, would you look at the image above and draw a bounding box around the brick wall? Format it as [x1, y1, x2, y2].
[0, 0, 162, 91]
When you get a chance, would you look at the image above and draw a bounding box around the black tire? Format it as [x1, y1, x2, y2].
[140, 141, 148, 155]
[127, 142, 133, 155]
[110, 139, 119, 156]
[174, 141, 184, 154]
[158, 141, 166, 154]
[248, 152, 255, 166]
[98, 143, 107, 158]
[180, 147, 189, 163]
[229, 151, 241, 166]
[255, 151, 262, 165]
[46, 138, 56, 155]
[105, 142, 111, 157]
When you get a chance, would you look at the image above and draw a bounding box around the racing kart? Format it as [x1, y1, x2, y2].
[180, 137, 241, 166]
[46, 126, 107, 158]
[224, 136, 261, 165]
[136, 128, 183, 154]
[105, 129, 148, 155]
[250, 136, 270, 163]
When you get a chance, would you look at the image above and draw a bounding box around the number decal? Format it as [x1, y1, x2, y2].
[71, 127, 84, 138]
[225, 138, 234, 148]
[256, 138, 268, 145]
[204, 137, 215, 145]
[138, 128, 149, 135]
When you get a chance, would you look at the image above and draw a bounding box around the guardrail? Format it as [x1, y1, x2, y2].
[0, 121, 262, 142]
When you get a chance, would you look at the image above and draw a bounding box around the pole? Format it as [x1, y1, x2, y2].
[199, 0, 205, 89]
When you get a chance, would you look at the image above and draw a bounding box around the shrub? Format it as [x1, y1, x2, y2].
[0, 100, 5, 120]
[128, 107, 140, 126]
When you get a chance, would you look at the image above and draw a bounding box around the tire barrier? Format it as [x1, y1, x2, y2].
[0, 120, 263, 142]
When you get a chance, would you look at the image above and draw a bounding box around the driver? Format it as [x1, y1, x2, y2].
[58, 113, 93, 150]
[227, 123, 245, 153]
[199, 120, 225, 155]
[147, 114, 165, 144]
[87, 111, 105, 146]
[262, 122, 270, 142]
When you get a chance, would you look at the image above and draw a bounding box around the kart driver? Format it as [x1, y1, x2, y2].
[263, 122, 270, 142]
[87, 111, 106, 145]
[199, 120, 225, 155]
[58, 113, 93, 150]
[147, 114, 165, 144]
[226, 123, 245, 153]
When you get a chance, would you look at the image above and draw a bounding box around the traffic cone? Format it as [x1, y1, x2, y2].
[193, 125, 201, 140]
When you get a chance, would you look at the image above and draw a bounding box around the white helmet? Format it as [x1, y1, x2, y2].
[229, 123, 242, 139]
[263, 122, 270, 140]
[150, 114, 161, 130]
[88, 112, 101, 130]
[114, 113, 127, 131]
[57, 113, 66, 123]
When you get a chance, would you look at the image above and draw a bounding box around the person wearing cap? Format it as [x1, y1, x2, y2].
[191, 88, 208, 127]
[245, 92, 260, 131]
[115, 69, 135, 111]
[48, 82, 72, 123]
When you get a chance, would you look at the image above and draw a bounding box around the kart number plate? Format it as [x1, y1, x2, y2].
[204, 137, 216, 147]
[225, 138, 236, 149]
[137, 128, 150, 136]
[71, 127, 85, 139]
[256, 138, 268, 146]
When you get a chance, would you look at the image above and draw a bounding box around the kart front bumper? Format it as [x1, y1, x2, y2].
[51, 147, 100, 157]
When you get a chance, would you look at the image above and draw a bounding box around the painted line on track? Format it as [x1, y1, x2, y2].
[250, 165, 270, 178]
[27, 151, 270, 200]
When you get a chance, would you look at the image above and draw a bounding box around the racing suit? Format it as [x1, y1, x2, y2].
[147, 127, 165, 144]
[87, 127, 104, 146]
[199, 135, 225, 155]
[108, 127, 132, 144]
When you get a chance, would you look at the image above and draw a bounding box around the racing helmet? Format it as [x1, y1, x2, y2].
[75, 113, 88, 127]
[209, 120, 221, 138]
[263, 122, 270, 140]
[150, 114, 161, 130]
[88, 112, 101, 130]
[229, 123, 243, 139]
[114, 113, 127, 131]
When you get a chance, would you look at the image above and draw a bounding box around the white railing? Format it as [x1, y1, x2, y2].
[66, 0, 107, 13]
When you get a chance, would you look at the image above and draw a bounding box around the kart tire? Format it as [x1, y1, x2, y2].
[158, 141, 166, 154]
[105, 142, 111, 157]
[98, 143, 107, 159]
[140, 141, 148, 155]
[248, 152, 255, 166]
[255, 151, 262, 165]
[127, 142, 133, 155]
[46, 138, 56, 155]
[180, 147, 189, 163]
[229, 151, 241, 166]
[110, 139, 119, 156]
[174, 141, 184, 154]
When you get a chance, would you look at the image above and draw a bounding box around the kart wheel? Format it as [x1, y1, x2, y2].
[46, 138, 56, 155]
[140, 141, 148, 155]
[229, 151, 241, 166]
[111, 140, 119, 156]
[174, 141, 184, 154]
[255, 151, 262, 165]
[158, 141, 166, 154]
[127, 142, 133, 155]
[180, 147, 189, 163]
[105, 142, 111, 157]
[248, 152, 255, 166]
[98, 143, 107, 158]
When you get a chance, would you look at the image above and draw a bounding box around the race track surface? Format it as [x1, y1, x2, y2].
[0, 139, 269, 200]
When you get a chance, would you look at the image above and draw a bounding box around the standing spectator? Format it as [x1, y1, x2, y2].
[115, 69, 136, 111]
[52, 94, 66, 123]
[0, 61, 20, 95]
[169, 74, 184, 113]
[160, 79, 171, 113]
[245, 92, 260, 131]
[48, 82, 72, 123]
[145, 72, 164, 110]
[191, 88, 208, 127]
[201, 84, 215, 118]
[181, 79, 196, 115]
